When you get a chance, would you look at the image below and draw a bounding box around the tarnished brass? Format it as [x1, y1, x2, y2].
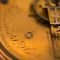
[0, 0, 60, 60]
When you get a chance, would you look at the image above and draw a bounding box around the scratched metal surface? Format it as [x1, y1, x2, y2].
[0, 0, 58, 60]
[48, 7, 60, 60]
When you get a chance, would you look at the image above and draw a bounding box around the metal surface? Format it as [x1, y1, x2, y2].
[0, 0, 60, 60]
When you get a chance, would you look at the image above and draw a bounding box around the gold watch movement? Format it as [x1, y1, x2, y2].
[0, 0, 60, 60]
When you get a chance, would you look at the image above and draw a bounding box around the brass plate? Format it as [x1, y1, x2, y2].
[0, 0, 54, 60]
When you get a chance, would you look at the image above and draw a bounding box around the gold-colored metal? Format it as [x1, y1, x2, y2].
[48, 7, 60, 60]
[0, 0, 57, 60]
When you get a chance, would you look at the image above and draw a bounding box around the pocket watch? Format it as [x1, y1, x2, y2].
[0, 0, 59, 60]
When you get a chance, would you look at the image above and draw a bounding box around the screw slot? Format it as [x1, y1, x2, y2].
[25, 32, 33, 39]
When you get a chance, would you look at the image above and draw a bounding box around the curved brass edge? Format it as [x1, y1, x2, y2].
[29, 4, 50, 27]
[0, 42, 19, 60]
[0, 50, 9, 60]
